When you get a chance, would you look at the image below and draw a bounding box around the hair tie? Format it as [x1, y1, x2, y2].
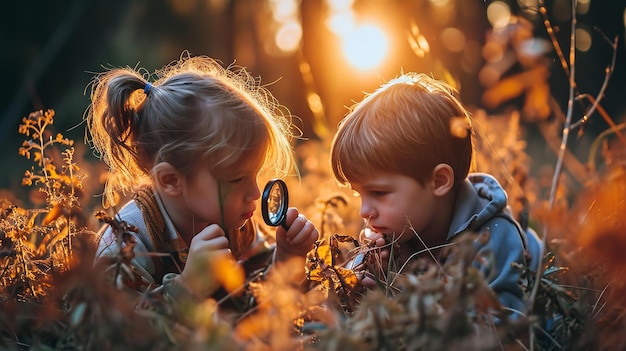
[144, 82, 153, 95]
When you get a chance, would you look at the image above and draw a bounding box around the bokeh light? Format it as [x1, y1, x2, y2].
[341, 24, 389, 70]
[577, 0, 590, 15]
[275, 21, 302, 52]
[326, 0, 355, 35]
[270, 0, 302, 53]
[407, 21, 430, 58]
[326, 12, 356, 36]
[487, 1, 512, 29]
[441, 27, 465, 53]
[517, 0, 539, 20]
[324, 0, 389, 70]
[575, 27, 592, 52]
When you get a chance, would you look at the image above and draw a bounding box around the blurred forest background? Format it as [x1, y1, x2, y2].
[1, 0, 625, 209]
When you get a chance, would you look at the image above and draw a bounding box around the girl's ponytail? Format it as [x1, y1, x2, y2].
[87, 69, 151, 206]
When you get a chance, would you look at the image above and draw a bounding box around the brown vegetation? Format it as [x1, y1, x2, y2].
[2, 6, 626, 350]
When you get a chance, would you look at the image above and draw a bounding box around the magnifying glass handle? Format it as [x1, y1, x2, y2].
[281, 222, 289, 231]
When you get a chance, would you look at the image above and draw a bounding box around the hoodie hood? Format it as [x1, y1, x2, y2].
[446, 173, 509, 241]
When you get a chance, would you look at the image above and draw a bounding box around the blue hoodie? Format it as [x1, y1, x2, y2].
[446, 173, 543, 313]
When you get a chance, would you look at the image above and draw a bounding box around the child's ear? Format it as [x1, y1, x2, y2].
[431, 163, 454, 196]
[153, 162, 183, 196]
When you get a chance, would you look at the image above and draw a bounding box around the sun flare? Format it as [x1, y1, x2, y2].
[341, 24, 389, 71]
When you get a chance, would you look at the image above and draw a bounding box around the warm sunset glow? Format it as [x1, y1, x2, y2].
[269, 0, 302, 53]
[441, 27, 466, 52]
[275, 21, 302, 52]
[341, 24, 389, 70]
[408, 20, 430, 58]
[487, 1, 511, 29]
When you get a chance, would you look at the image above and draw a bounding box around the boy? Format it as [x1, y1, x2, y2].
[329, 72, 542, 313]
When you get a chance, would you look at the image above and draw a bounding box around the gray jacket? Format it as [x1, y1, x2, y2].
[447, 173, 543, 312]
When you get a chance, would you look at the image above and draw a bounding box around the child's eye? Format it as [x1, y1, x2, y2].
[370, 190, 387, 197]
[228, 177, 244, 184]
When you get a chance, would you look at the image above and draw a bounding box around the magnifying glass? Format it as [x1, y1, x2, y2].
[261, 179, 289, 230]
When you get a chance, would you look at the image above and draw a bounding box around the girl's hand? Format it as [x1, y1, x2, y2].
[275, 207, 319, 260]
[188, 223, 231, 257]
[179, 224, 233, 296]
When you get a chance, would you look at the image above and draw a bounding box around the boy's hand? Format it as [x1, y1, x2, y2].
[275, 207, 319, 260]
[363, 228, 390, 261]
[359, 228, 391, 289]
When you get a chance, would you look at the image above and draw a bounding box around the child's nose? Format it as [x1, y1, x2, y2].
[359, 202, 376, 219]
[248, 182, 261, 201]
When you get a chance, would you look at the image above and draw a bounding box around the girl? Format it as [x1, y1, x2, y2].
[87, 53, 319, 303]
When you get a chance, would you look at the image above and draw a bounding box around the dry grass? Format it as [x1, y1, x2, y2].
[0, 106, 624, 351]
[2, 6, 626, 348]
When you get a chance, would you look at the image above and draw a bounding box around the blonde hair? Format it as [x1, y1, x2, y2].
[86, 53, 295, 206]
[330, 72, 473, 187]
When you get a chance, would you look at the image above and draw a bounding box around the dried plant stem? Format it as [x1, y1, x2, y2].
[547, 0, 577, 211]
[535, 2, 620, 322]
[574, 93, 626, 148]
[540, 0, 620, 141]
[540, 0, 621, 160]
[570, 36, 620, 136]
[591, 281, 611, 317]
[394, 241, 456, 284]
[538, 99, 589, 183]
[529, 2, 576, 349]
[539, 3, 573, 88]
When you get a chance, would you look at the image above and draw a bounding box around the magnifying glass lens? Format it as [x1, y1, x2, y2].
[262, 179, 289, 229]
[268, 184, 283, 223]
